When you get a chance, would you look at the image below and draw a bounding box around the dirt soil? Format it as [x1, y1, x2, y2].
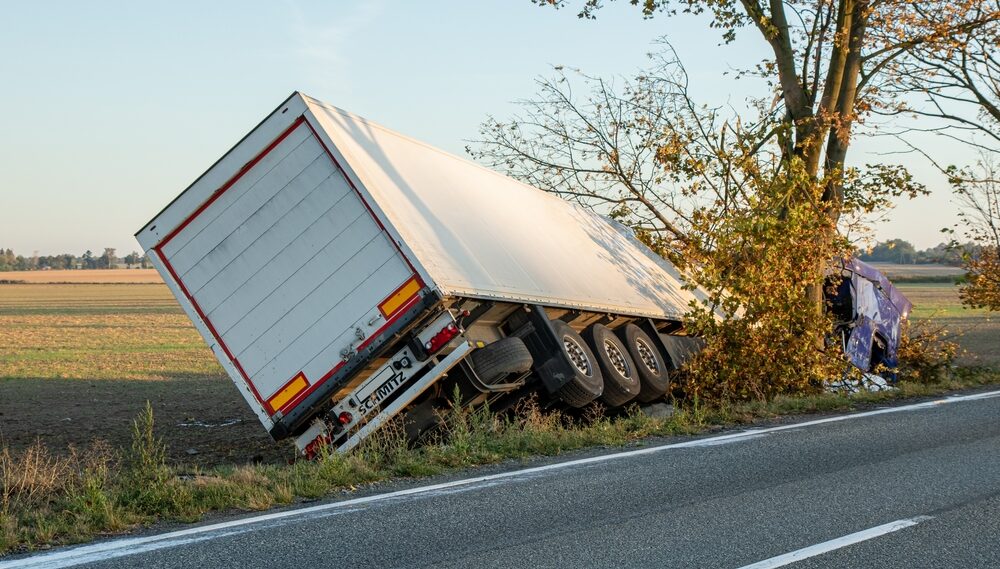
[0, 282, 292, 468]
[0, 376, 294, 468]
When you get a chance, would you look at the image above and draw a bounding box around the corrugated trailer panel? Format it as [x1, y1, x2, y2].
[158, 125, 319, 271]
[138, 100, 426, 429]
[169, 135, 333, 294]
[137, 97, 314, 428]
[303, 96, 699, 320]
[200, 197, 368, 329]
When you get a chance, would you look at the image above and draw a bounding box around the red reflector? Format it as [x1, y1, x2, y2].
[425, 323, 461, 355]
[338, 411, 353, 425]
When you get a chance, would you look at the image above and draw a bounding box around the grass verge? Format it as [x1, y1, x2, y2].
[2, 367, 998, 557]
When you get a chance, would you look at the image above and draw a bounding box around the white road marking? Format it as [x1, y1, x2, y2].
[735, 516, 934, 569]
[687, 433, 768, 446]
[3, 389, 997, 569]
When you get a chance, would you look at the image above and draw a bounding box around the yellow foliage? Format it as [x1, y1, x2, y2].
[896, 321, 959, 384]
[676, 161, 849, 402]
[961, 246, 1000, 312]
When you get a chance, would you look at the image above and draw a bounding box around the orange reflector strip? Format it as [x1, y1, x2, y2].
[379, 277, 421, 317]
[268, 372, 308, 412]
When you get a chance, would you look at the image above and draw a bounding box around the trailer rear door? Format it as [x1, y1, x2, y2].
[153, 117, 421, 419]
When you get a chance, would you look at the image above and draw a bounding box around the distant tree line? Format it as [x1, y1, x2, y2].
[0, 248, 150, 271]
[857, 240, 978, 266]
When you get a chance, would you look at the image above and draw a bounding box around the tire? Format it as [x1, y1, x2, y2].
[551, 320, 604, 407]
[584, 324, 641, 407]
[616, 323, 670, 403]
[470, 337, 534, 384]
[403, 397, 444, 443]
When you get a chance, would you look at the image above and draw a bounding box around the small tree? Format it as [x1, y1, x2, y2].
[951, 157, 1000, 311]
[473, 40, 935, 397]
[472, 47, 881, 396]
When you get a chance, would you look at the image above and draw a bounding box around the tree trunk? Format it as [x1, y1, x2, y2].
[822, 0, 869, 219]
[803, 1, 869, 316]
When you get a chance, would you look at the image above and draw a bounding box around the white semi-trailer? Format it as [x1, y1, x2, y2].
[136, 92, 704, 456]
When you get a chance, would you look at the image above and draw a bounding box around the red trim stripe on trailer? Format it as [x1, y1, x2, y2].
[153, 114, 422, 416]
[158, 117, 307, 249]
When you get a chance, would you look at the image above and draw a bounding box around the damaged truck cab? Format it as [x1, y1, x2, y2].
[827, 258, 913, 379]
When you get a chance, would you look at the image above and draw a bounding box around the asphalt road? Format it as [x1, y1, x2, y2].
[6, 389, 1000, 569]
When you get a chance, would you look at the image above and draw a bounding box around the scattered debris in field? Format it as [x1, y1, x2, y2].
[177, 419, 242, 428]
[828, 373, 895, 394]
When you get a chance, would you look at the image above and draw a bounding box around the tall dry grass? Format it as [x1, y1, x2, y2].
[0, 438, 120, 552]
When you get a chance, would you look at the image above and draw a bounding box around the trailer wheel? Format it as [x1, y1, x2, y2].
[616, 323, 670, 403]
[470, 337, 534, 384]
[584, 324, 641, 407]
[551, 320, 604, 407]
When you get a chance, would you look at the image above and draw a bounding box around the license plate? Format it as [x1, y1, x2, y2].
[350, 348, 423, 416]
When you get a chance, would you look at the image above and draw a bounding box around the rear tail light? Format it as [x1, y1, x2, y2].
[303, 434, 331, 460]
[424, 323, 460, 355]
[337, 411, 353, 425]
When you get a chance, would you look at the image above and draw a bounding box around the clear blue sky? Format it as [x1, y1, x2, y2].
[0, 1, 971, 256]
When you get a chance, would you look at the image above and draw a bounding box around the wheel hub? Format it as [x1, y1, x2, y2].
[604, 339, 631, 377]
[636, 338, 659, 373]
[563, 337, 592, 377]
